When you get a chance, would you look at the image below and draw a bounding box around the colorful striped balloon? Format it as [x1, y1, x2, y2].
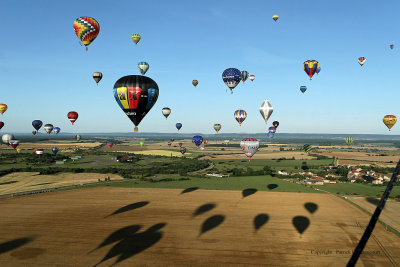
[234, 110, 247, 125]
[73, 17, 100, 49]
[345, 136, 354, 145]
[303, 144, 312, 152]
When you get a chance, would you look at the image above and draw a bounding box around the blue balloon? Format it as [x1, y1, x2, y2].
[300, 86, 307, 93]
[192, 135, 203, 147]
[53, 127, 61, 134]
[32, 120, 43, 131]
[267, 131, 275, 139]
[176, 123, 182, 131]
[52, 147, 59, 155]
[316, 67, 321, 74]
[222, 68, 241, 93]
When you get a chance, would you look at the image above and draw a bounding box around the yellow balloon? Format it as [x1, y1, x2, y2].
[0, 103, 8, 115]
[16, 148, 21, 153]
[272, 15, 279, 22]
[132, 34, 141, 44]
[383, 115, 397, 131]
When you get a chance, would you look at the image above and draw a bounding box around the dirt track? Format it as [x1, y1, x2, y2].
[0, 188, 399, 266]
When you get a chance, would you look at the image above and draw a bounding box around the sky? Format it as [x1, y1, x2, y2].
[1, 0, 400, 135]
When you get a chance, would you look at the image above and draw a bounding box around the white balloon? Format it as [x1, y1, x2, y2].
[259, 100, 273, 124]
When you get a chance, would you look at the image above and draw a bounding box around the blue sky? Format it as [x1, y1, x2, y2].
[0, 0, 399, 134]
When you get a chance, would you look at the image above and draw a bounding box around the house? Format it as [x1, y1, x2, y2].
[278, 170, 289, 176]
[372, 179, 383, 185]
[325, 174, 336, 179]
[291, 172, 297, 176]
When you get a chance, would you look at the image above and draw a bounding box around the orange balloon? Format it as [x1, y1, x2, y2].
[383, 115, 397, 131]
[0, 103, 8, 115]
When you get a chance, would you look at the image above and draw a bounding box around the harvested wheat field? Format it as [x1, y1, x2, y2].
[0, 172, 123, 195]
[0, 188, 398, 266]
[16, 142, 102, 150]
[201, 151, 314, 160]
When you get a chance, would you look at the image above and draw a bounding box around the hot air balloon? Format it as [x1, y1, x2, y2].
[249, 75, 255, 82]
[32, 120, 43, 131]
[383, 115, 397, 131]
[345, 136, 354, 145]
[44, 124, 53, 134]
[35, 148, 44, 158]
[76, 135, 81, 141]
[9, 139, 19, 149]
[224, 140, 230, 145]
[138, 62, 149, 75]
[68, 111, 79, 125]
[32, 131, 37, 135]
[2, 134, 14, 145]
[267, 131, 275, 140]
[16, 148, 21, 154]
[180, 147, 187, 154]
[192, 80, 198, 87]
[132, 34, 141, 44]
[73, 17, 100, 51]
[300, 86, 307, 93]
[53, 127, 61, 134]
[303, 144, 312, 152]
[260, 100, 274, 124]
[203, 140, 208, 145]
[390, 44, 394, 49]
[214, 123, 221, 133]
[192, 135, 203, 147]
[316, 67, 321, 74]
[178, 142, 183, 147]
[240, 138, 259, 159]
[222, 68, 241, 94]
[168, 142, 171, 147]
[241, 71, 249, 83]
[272, 15, 279, 21]
[52, 147, 59, 155]
[358, 57, 366, 66]
[272, 121, 279, 129]
[176, 123, 182, 131]
[170, 138, 175, 142]
[107, 142, 113, 148]
[303, 60, 319, 80]
[0, 121, 4, 130]
[0, 104, 7, 115]
[162, 107, 171, 119]
[234, 110, 247, 126]
[93, 72, 103, 85]
[268, 126, 276, 133]
[113, 75, 159, 132]
[140, 141, 145, 147]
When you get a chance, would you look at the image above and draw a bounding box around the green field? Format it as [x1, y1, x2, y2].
[82, 175, 318, 193]
[315, 182, 400, 197]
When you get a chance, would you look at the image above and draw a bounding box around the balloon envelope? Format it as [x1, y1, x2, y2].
[140, 141, 145, 146]
[192, 80, 198, 87]
[68, 111, 79, 125]
[303, 144, 312, 152]
[32, 120, 43, 131]
[241, 71, 249, 82]
[300, 86, 307, 93]
[138, 62, 149, 75]
[52, 147, 59, 155]
[240, 138, 259, 159]
[259, 100, 274, 124]
[53, 127, 61, 134]
[358, 57, 366, 66]
[383, 115, 397, 130]
[113, 75, 159, 132]
[107, 142, 113, 148]
[272, 121, 279, 128]
[345, 136, 354, 145]
[73, 17, 100, 47]
[192, 135, 203, 147]
[44, 124, 53, 134]
[93, 72, 103, 84]
[180, 147, 187, 154]
[249, 75, 255, 81]
[0, 104, 7, 115]
[132, 34, 141, 44]
[222, 68, 241, 93]
[2, 134, 14, 144]
[214, 123, 221, 133]
[303, 60, 319, 80]
[234, 110, 247, 125]
[0, 121, 4, 130]
[176, 123, 182, 130]
[272, 15, 279, 21]
[9, 139, 19, 149]
[162, 107, 171, 119]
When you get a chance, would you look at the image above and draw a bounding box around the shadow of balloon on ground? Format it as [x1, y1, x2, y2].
[254, 213, 269, 232]
[106, 201, 149, 218]
[30, 182, 53, 187]
[292, 216, 310, 235]
[181, 187, 199, 194]
[366, 197, 380, 206]
[193, 203, 216, 217]
[242, 188, 257, 198]
[304, 202, 318, 214]
[93, 223, 166, 266]
[267, 184, 278, 190]
[0, 237, 35, 255]
[0, 181, 18, 186]
[199, 215, 225, 237]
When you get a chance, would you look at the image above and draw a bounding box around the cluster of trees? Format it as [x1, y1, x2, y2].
[227, 165, 275, 177]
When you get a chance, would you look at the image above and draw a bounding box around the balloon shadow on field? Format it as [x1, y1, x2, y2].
[105, 201, 149, 218]
[0, 181, 18, 186]
[30, 182, 53, 187]
[92, 223, 166, 266]
[292, 216, 310, 235]
[0, 237, 35, 255]
[366, 197, 379, 206]
[193, 203, 216, 217]
[181, 187, 199, 194]
[304, 202, 318, 214]
[199, 215, 225, 237]
[267, 184, 278, 190]
[242, 188, 257, 198]
[254, 213, 270, 232]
